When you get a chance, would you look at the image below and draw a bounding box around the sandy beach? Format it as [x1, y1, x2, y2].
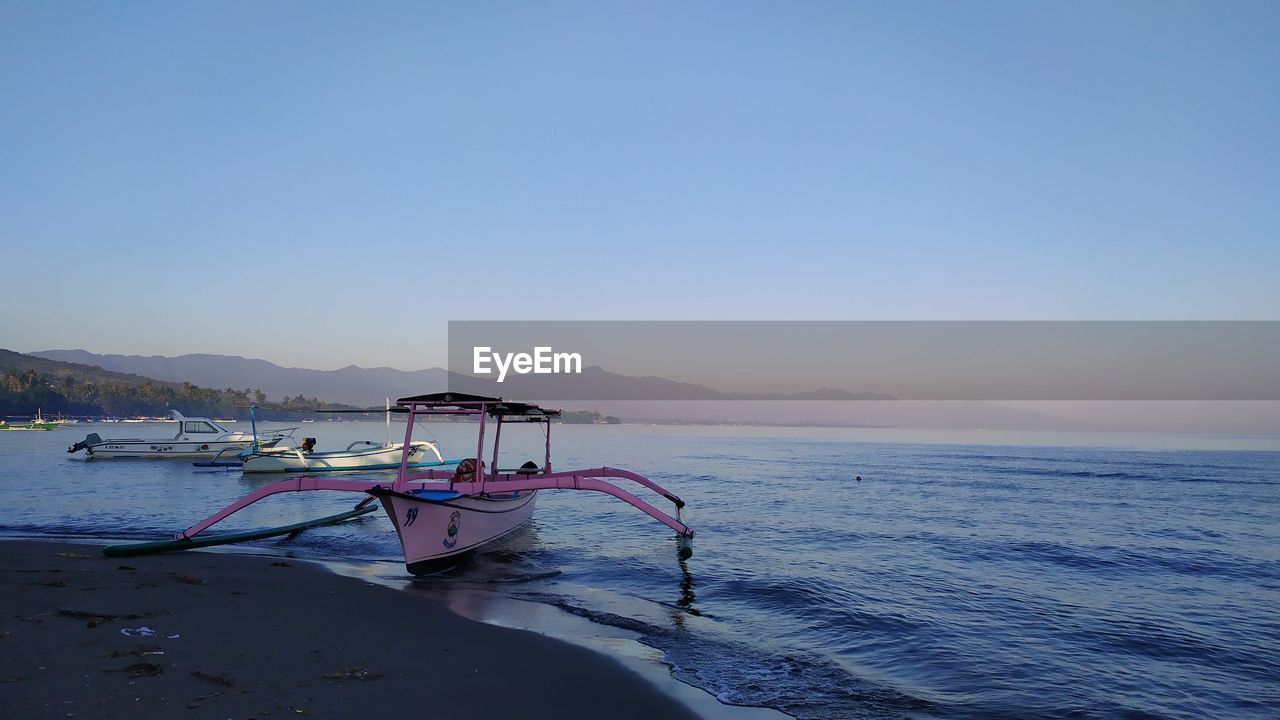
[0, 540, 699, 719]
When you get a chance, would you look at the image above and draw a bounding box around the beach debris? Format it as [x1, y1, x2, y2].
[190, 670, 234, 687]
[52, 552, 94, 559]
[128, 662, 163, 678]
[57, 607, 140, 628]
[103, 662, 163, 678]
[38, 579, 67, 588]
[102, 645, 163, 659]
[60, 607, 157, 626]
[120, 626, 179, 639]
[187, 691, 221, 706]
[270, 561, 292, 567]
[175, 574, 206, 585]
[186, 689, 244, 708]
[117, 565, 136, 571]
[58, 607, 116, 619]
[323, 667, 382, 681]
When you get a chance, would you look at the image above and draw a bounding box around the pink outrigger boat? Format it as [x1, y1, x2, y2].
[106, 393, 694, 572]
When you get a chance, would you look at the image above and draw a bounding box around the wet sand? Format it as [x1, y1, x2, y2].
[0, 540, 699, 719]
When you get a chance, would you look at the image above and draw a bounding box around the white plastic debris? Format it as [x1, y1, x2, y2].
[119, 626, 179, 639]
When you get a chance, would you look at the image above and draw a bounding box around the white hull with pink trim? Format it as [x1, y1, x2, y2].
[373, 488, 537, 572]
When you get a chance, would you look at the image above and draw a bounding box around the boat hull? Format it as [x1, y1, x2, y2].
[72, 414, 276, 459]
[241, 442, 446, 474]
[374, 488, 537, 573]
[86, 439, 253, 459]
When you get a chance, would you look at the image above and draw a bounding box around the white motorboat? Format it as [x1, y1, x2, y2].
[198, 400, 460, 473]
[67, 411, 288, 459]
[235, 438, 457, 474]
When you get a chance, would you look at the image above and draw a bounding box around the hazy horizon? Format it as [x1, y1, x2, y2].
[25, 346, 440, 373]
[16, 346, 1280, 436]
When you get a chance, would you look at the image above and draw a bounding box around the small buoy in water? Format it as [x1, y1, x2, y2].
[678, 535, 693, 560]
[855, 475, 862, 482]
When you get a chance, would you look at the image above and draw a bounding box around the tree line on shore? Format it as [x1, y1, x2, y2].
[0, 368, 345, 418]
[1, 368, 622, 423]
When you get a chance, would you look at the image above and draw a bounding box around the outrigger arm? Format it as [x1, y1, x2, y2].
[174, 468, 694, 543]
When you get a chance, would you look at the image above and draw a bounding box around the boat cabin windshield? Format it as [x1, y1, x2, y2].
[183, 421, 220, 434]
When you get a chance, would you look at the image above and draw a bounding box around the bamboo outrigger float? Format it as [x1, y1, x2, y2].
[105, 393, 695, 571]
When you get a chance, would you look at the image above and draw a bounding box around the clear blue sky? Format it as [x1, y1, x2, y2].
[2, 1, 1276, 370]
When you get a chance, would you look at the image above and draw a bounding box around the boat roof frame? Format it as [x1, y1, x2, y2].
[394, 392, 561, 420]
[392, 392, 559, 488]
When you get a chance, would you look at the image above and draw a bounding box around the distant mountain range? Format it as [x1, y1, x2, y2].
[449, 365, 892, 402]
[0, 349, 349, 417]
[34, 350, 449, 406]
[3, 349, 182, 389]
[31, 349, 893, 405]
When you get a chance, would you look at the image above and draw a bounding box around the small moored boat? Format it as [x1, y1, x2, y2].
[2, 410, 58, 431]
[67, 411, 289, 459]
[232, 438, 458, 473]
[196, 401, 458, 474]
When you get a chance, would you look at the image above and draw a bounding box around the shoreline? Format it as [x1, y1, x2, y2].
[361, 566, 791, 720]
[0, 539, 704, 719]
[3, 532, 790, 719]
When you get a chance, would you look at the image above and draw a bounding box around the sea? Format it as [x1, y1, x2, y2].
[1, 421, 1277, 719]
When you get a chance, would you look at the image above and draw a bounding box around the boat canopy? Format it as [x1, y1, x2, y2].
[394, 393, 561, 420]
[168, 409, 235, 435]
[396, 392, 499, 404]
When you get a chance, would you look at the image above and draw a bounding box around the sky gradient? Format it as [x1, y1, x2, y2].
[2, 1, 1277, 370]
